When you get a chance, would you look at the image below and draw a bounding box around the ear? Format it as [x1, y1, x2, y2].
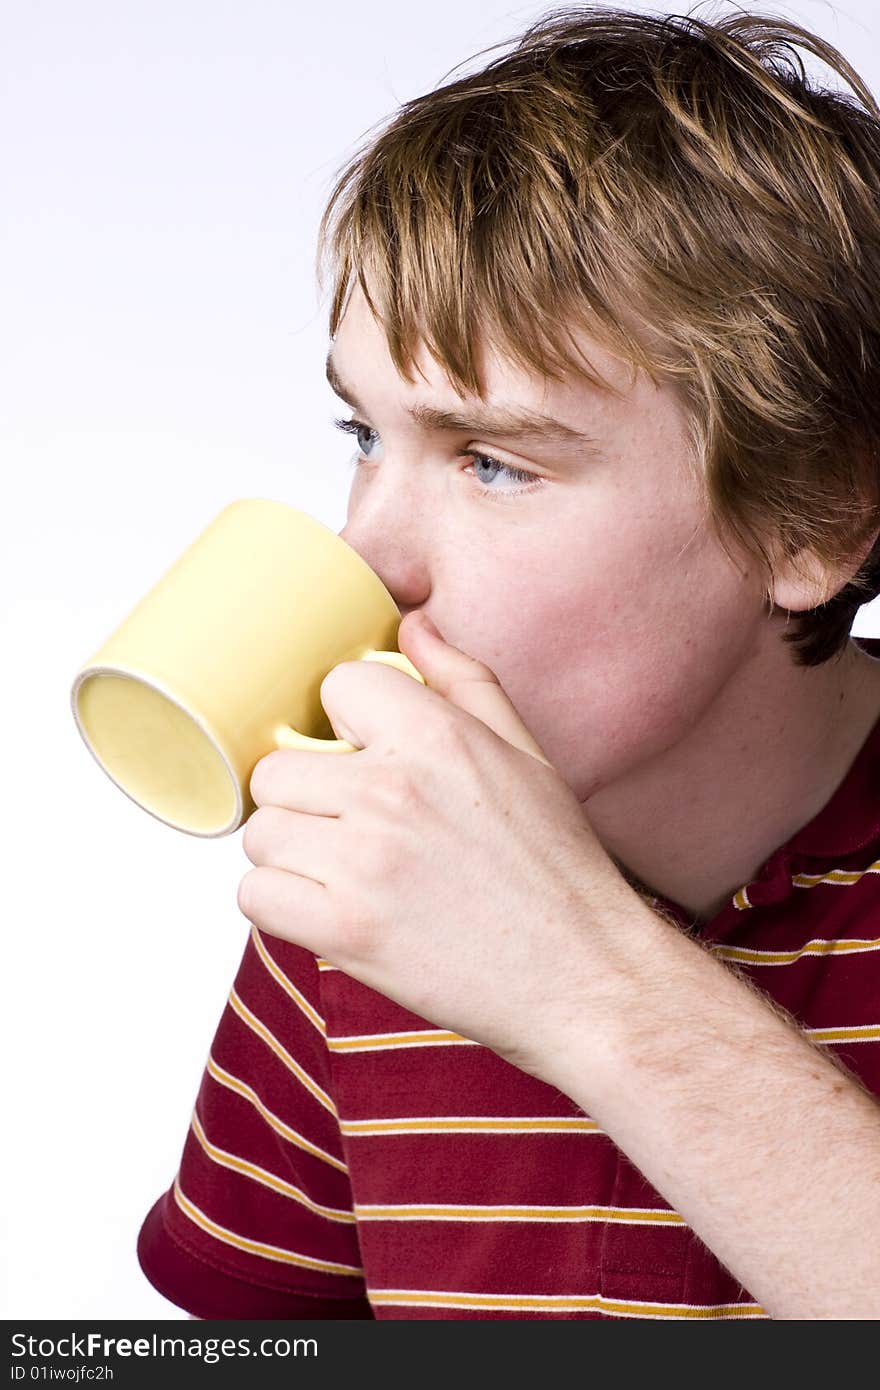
[768, 527, 880, 613]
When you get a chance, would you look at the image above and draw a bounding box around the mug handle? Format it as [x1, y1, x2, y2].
[270, 649, 426, 754]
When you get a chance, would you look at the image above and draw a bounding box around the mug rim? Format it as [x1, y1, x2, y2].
[70, 664, 243, 839]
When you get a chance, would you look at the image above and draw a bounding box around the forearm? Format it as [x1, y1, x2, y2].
[544, 903, 880, 1320]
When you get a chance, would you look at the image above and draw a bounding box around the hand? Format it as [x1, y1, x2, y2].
[238, 611, 643, 1079]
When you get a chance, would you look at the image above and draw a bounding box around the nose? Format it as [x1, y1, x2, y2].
[338, 513, 429, 621]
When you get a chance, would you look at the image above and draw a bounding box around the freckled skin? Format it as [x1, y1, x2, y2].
[334, 284, 880, 921]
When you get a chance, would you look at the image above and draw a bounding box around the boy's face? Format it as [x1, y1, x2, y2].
[331, 283, 769, 800]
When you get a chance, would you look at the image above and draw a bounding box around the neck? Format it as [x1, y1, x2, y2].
[584, 626, 880, 925]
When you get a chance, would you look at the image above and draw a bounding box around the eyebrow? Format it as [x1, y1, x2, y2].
[325, 351, 602, 455]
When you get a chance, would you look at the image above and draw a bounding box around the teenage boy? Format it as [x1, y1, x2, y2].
[138, 8, 880, 1319]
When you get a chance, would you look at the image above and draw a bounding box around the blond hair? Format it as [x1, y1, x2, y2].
[316, 5, 880, 666]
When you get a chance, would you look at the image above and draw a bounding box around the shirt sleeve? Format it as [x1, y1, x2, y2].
[137, 925, 374, 1319]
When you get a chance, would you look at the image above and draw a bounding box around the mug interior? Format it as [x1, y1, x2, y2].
[73, 670, 240, 836]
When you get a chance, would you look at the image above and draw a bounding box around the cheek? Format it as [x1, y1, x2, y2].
[461, 513, 762, 791]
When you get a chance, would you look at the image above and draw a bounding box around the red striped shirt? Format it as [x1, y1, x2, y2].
[138, 635, 880, 1319]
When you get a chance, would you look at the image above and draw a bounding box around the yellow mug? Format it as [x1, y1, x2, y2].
[70, 498, 426, 838]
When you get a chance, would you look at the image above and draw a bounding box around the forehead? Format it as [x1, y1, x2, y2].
[334, 280, 641, 417]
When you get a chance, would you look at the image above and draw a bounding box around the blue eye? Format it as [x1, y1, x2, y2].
[333, 417, 381, 460]
[349, 420, 380, 457]
[468, 453, 536, 491]
[331, 416, 542, 500]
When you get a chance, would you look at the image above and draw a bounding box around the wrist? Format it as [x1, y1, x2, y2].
[535, 889, 679, 1099]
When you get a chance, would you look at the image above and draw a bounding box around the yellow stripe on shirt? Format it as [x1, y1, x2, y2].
[172, 1175, 363, 1278]
[206, 1055, 349, 1173]
[712, 936, 880, 966]
[228, 987, 337, 1116]
[190, 1108, 356, 1223]
[365, 1286, 767, 1317]
[354, 1202, 685, 1224]
[339, 1114, 602, 1137]
[326, 1029, 478, 1053]
[251, 926, 326, 1035]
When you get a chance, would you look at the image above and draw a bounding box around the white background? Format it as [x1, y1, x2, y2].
[2, 0, 878, 1318]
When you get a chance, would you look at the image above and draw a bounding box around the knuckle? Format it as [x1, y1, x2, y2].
[421, 711, 478, 780]
[241, 820, 255, 861]
[320, 664, 341, 699]
[333, 901, 379, 961]
[250, 749, 283, 803]
[242, 805, 276, 859]
[423, 707, 464, 754]
[320, 661, 355, 703]
[357, 826, 395, 883]
[237, 869, 257, 918]
[249, 763, 267, 805]
[242, 809, 261, 859]
[367, 762, 420, 814]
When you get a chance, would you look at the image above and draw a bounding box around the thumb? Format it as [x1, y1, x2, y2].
[397, 611, 554, 769]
